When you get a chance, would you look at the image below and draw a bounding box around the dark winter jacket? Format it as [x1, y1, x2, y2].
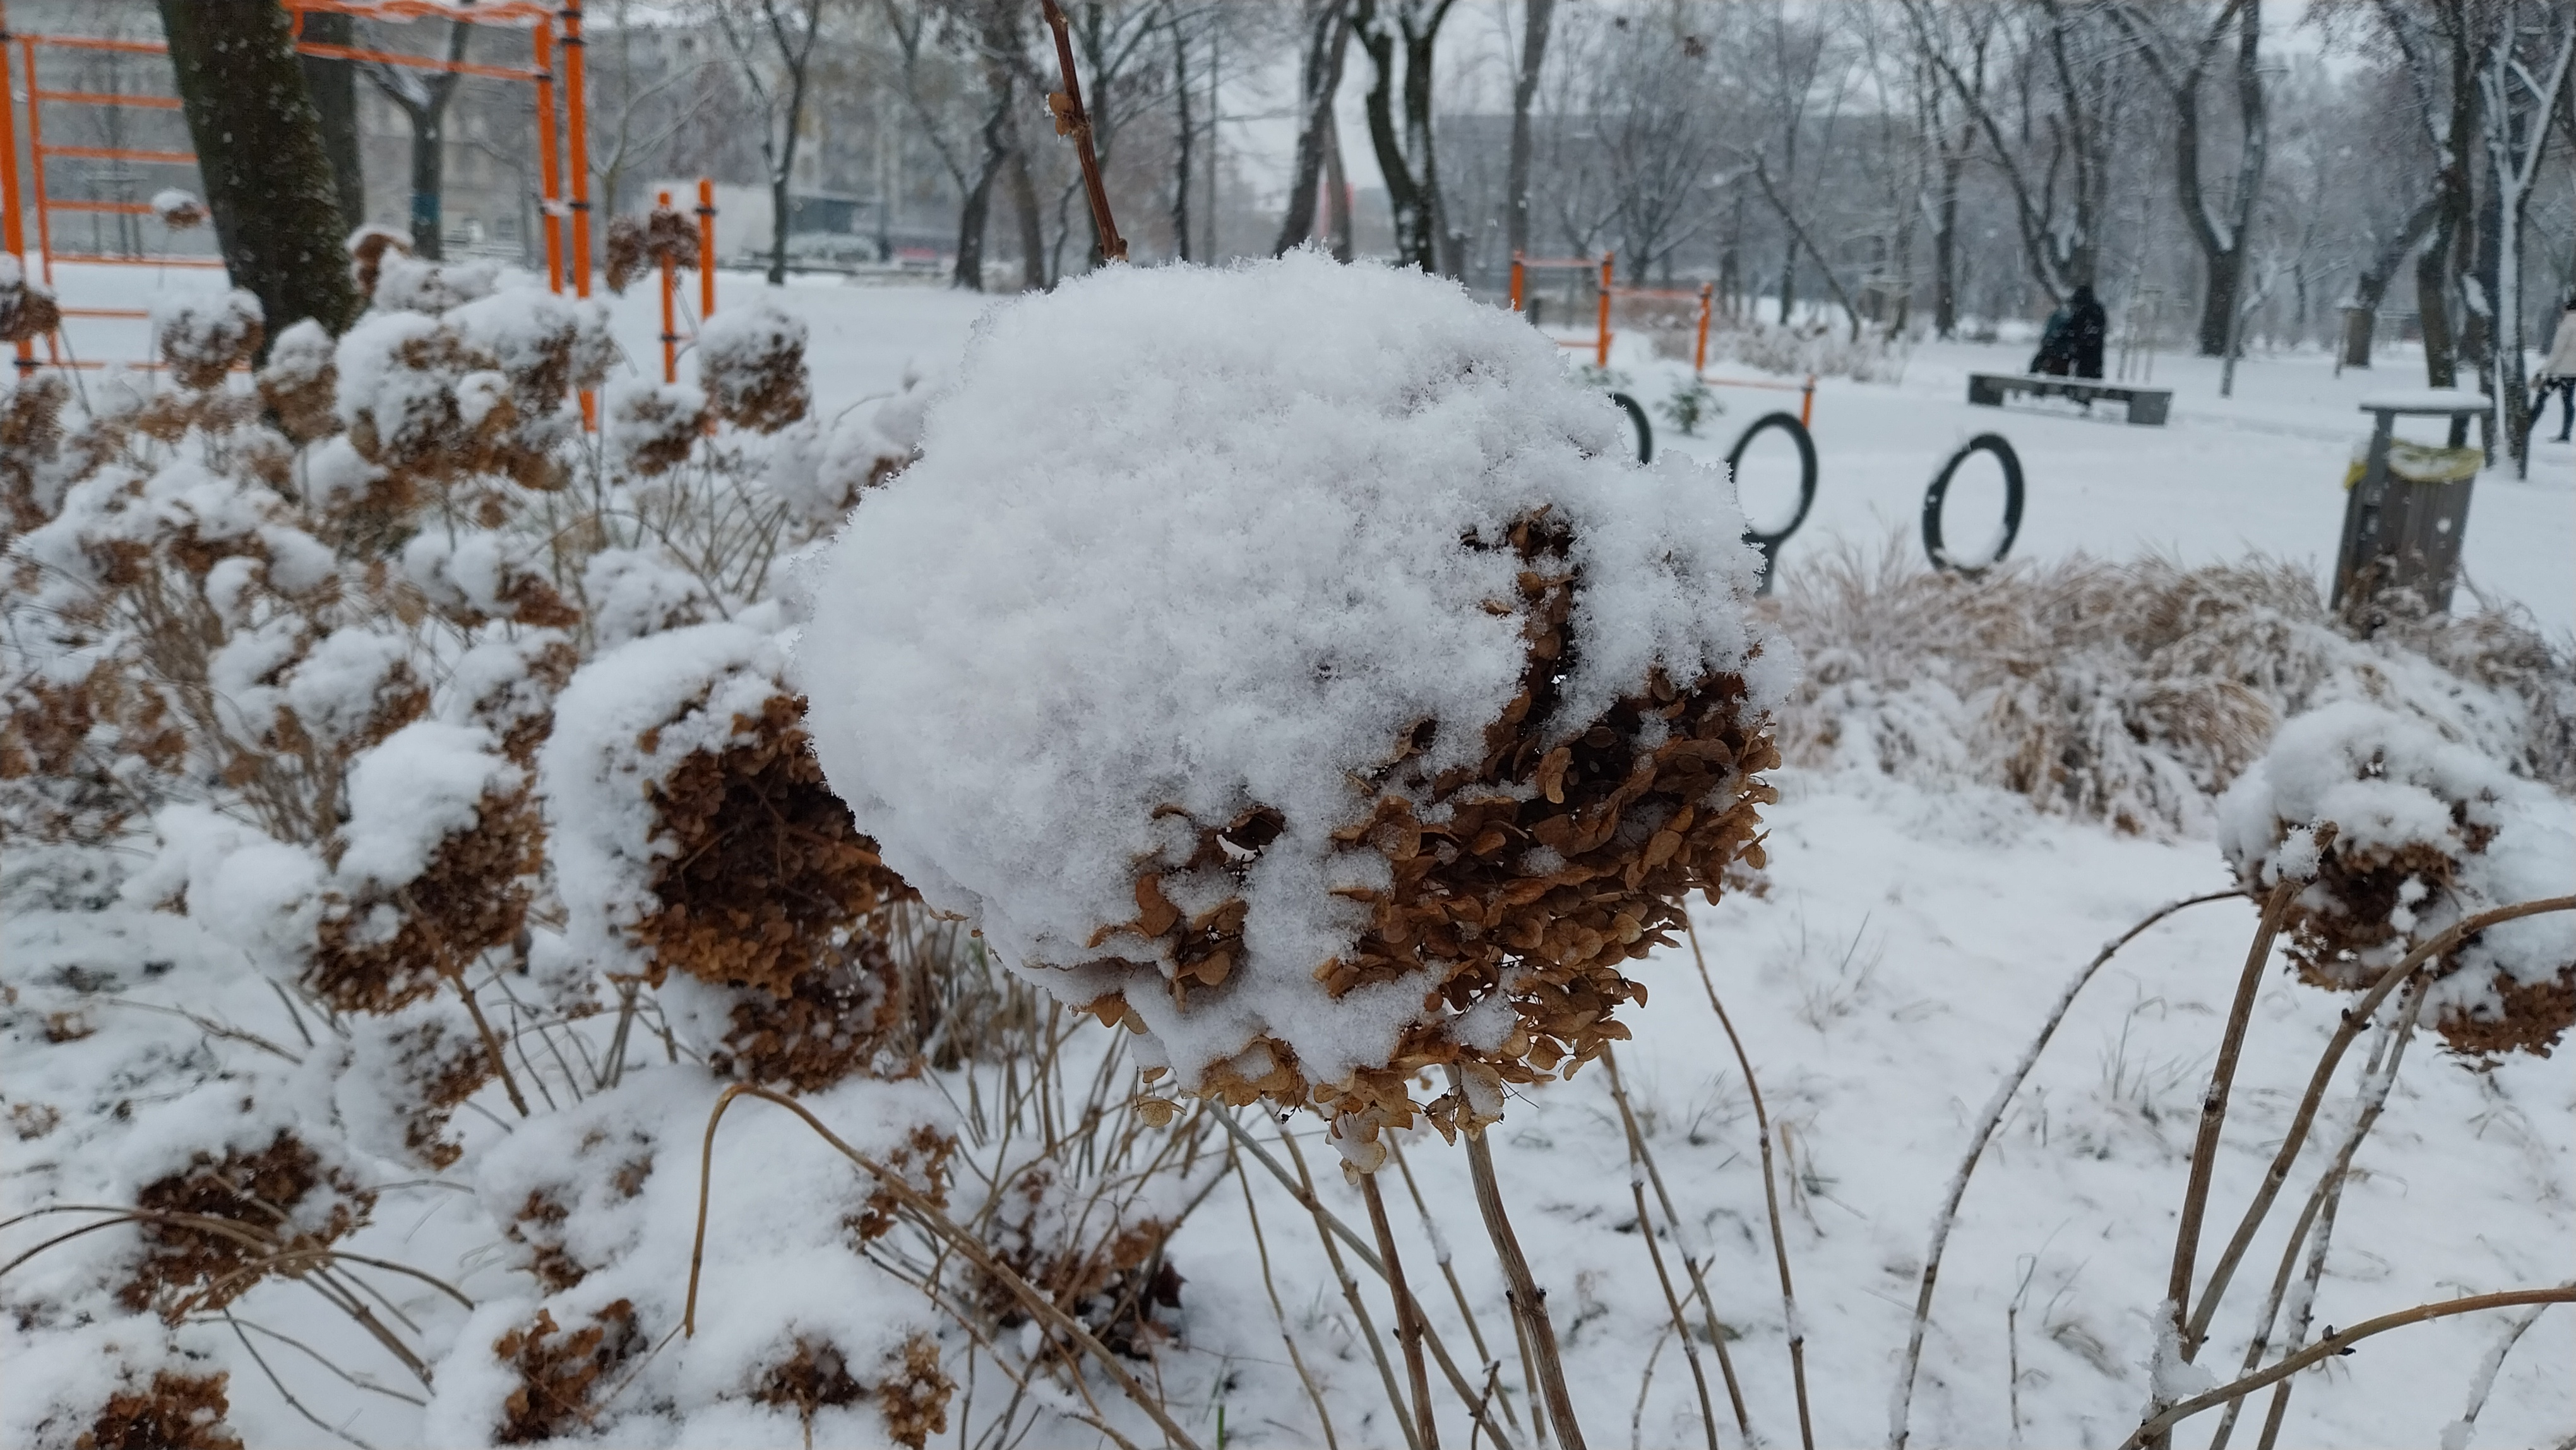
[2030, 307, 2073, 376]
[2068, 286, 2108, 380]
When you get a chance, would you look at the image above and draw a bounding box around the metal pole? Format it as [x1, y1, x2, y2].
[657, 188, 677, 383]
[0, 16, 34, 373]
[564, 1, 593, 429]
[535, 19, 563, 294]
[22, 39, 52, 286]
[1695, 281, 1712, 373]
[1595, 253, 1612, 368]
[1510, 253, 1524, 311]
[696, 176, 714, 321]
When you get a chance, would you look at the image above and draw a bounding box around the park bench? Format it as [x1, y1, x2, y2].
[1967, 371, 2172, 426]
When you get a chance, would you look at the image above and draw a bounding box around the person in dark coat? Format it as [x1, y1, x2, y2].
[2068, 284, 2108, 379]
[2029, 304, 2073, 376]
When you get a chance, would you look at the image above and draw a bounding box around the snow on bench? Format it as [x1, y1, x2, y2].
[1967, 371, 2172, 426]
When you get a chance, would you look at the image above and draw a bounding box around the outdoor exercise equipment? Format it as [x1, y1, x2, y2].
[1728, 410, 1818, 594]
[1921, 433, 2024, 575]
[1, 0, 590, 378]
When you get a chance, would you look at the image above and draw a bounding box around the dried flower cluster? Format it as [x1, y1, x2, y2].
[751, 1333, 954, 1449]
[120, 1132, 375, 1319]
[603, 204, 701, 294]
[491, 1300, 645, 1443]
[75, 1367, 242, 1450]
[1, 256, 63, 345]
[694, 303, 811, 434]
[2221, 702, 2576, 1056]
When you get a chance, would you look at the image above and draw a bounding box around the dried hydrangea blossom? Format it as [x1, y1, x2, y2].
[694, 301, 811, 434]
[544, 623, 914, 1086]
[152, 291, 263, 392]
[794, 255, 1790, 1149]
[2221, 701, 2576, 1055]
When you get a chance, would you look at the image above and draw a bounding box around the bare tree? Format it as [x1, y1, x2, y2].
[1274, 0, 1356, 255]
[1586, 11, 1722, 284]
[297, 11, 368, 232]
[1904, 0, 2130, 304]
[2113, 0, 2272, 357]
[712, 0, 830, 285]
[355, 12, 475, 259]
[1504, 0, 1557, 267]
[2377, 0, 2484, 396]
[2476, 0, 2574, 474]
[1354, 0, 1461, 274]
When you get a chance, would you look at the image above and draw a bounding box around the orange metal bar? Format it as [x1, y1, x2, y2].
[657, 188, 678, 383]
[1595, 253, 1613, 368]
[39, 145, 196, 164]
[696, 176, 715, 323]
[566, 1, 594, 431]
[30, 89, 185, 109]
[0, 30, 32, 372]
[48, 199, 158, 215]
[22, 41, 53, 285]
[535, 21, 563, 293]
[50, 253, 227, 268]
[1510, 253, 1524, 311]
[18, 33, 173, 57]
[1695, 282, 1712, 373]
[1800, 374, 1816, 429]
[288, 40, 542, 82]
[1517, 256, 1596, 269]
[287, 0, 556, 23]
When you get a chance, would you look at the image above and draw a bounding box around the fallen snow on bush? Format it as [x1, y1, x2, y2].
[796, 253, 1790, 1101]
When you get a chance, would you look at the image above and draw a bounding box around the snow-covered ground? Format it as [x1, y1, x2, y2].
[9, 261, 2572, 1449]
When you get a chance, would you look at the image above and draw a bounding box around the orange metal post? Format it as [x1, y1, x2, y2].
[696, 176, 715, 322]
[564, 1, 593, 429]
[535, 20, 563, 294]
[1594, 253, 1613, 368]
[564, 1, 590, 300]
[1801, 374, 1816, 429]
[0, 30, 30, 371]
[1510, 253, 1524, 311]
[1695, 282, 1712, 373]
[657, 188, 678, 383]
[21, 40, 53, 285]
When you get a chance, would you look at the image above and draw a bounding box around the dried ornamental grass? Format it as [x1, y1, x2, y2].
[2221, 702, 2576, 1055]
[794, 255, 1789, 1154]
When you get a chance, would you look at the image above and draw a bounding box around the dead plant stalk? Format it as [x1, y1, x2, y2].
[1362, 1170, 1443, 1450]
[1599, 1049, 1722, 1450]
[1451, 1064, 1587, 1450]
[1885, 889, 2241, 1450]
[1684, 914, 1816, 1450]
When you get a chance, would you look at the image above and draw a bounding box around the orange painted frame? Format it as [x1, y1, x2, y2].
[0, 0, 590, 376]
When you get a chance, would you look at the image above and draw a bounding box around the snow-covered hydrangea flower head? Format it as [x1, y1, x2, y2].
[794, 254, 1792, 1156]
[2219, 701, 2576, 1055]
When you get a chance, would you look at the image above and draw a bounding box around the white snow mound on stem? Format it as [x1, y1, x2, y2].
[792, 253, 1785, 1088]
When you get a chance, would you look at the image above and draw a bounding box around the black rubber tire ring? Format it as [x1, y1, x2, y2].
[1611, 390, 1654, 465]
[1921, 432, 2025, 574]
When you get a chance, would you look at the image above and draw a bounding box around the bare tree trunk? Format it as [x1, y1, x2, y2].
[1172, 18, 1193, 262]
[297, 11, 367, 233]
[1504, 0, 1556, 266]
[2342, 196, 2440, 368]
[1323, 117, 1354, 261]
[363, 18, 474, 259]
[1007, 150, 1046, 291]
[1356, 0, 1459, 274]
[1273, 0, 1354, 255]
[157, 0, 359, 346]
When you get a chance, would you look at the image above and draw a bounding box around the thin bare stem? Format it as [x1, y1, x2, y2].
[1887, 889, 2239, 1450]
[1601, 1050, 1720, 1450]
[1452, 1065, 1587, 1450]
[687, 1083, 1205, 1450]
[2186, 895, 2576, 1351]
[2208, 981, 2426, 1450]
[2116, 1288, 2576, 1449]
[1212, 1110, 1522, 1450]
[1685, 914, 1813, 1450]
[1364, 1170, 1443, 1450]
[1280, 1127, 1422, 1450]
[2168, 873, 2307, 1367]
[1232, 1150, 1342, 1450]
[1037, 0, 1128, 261]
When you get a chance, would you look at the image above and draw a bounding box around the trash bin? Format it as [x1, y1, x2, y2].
[2332, 395, 2487, 617]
